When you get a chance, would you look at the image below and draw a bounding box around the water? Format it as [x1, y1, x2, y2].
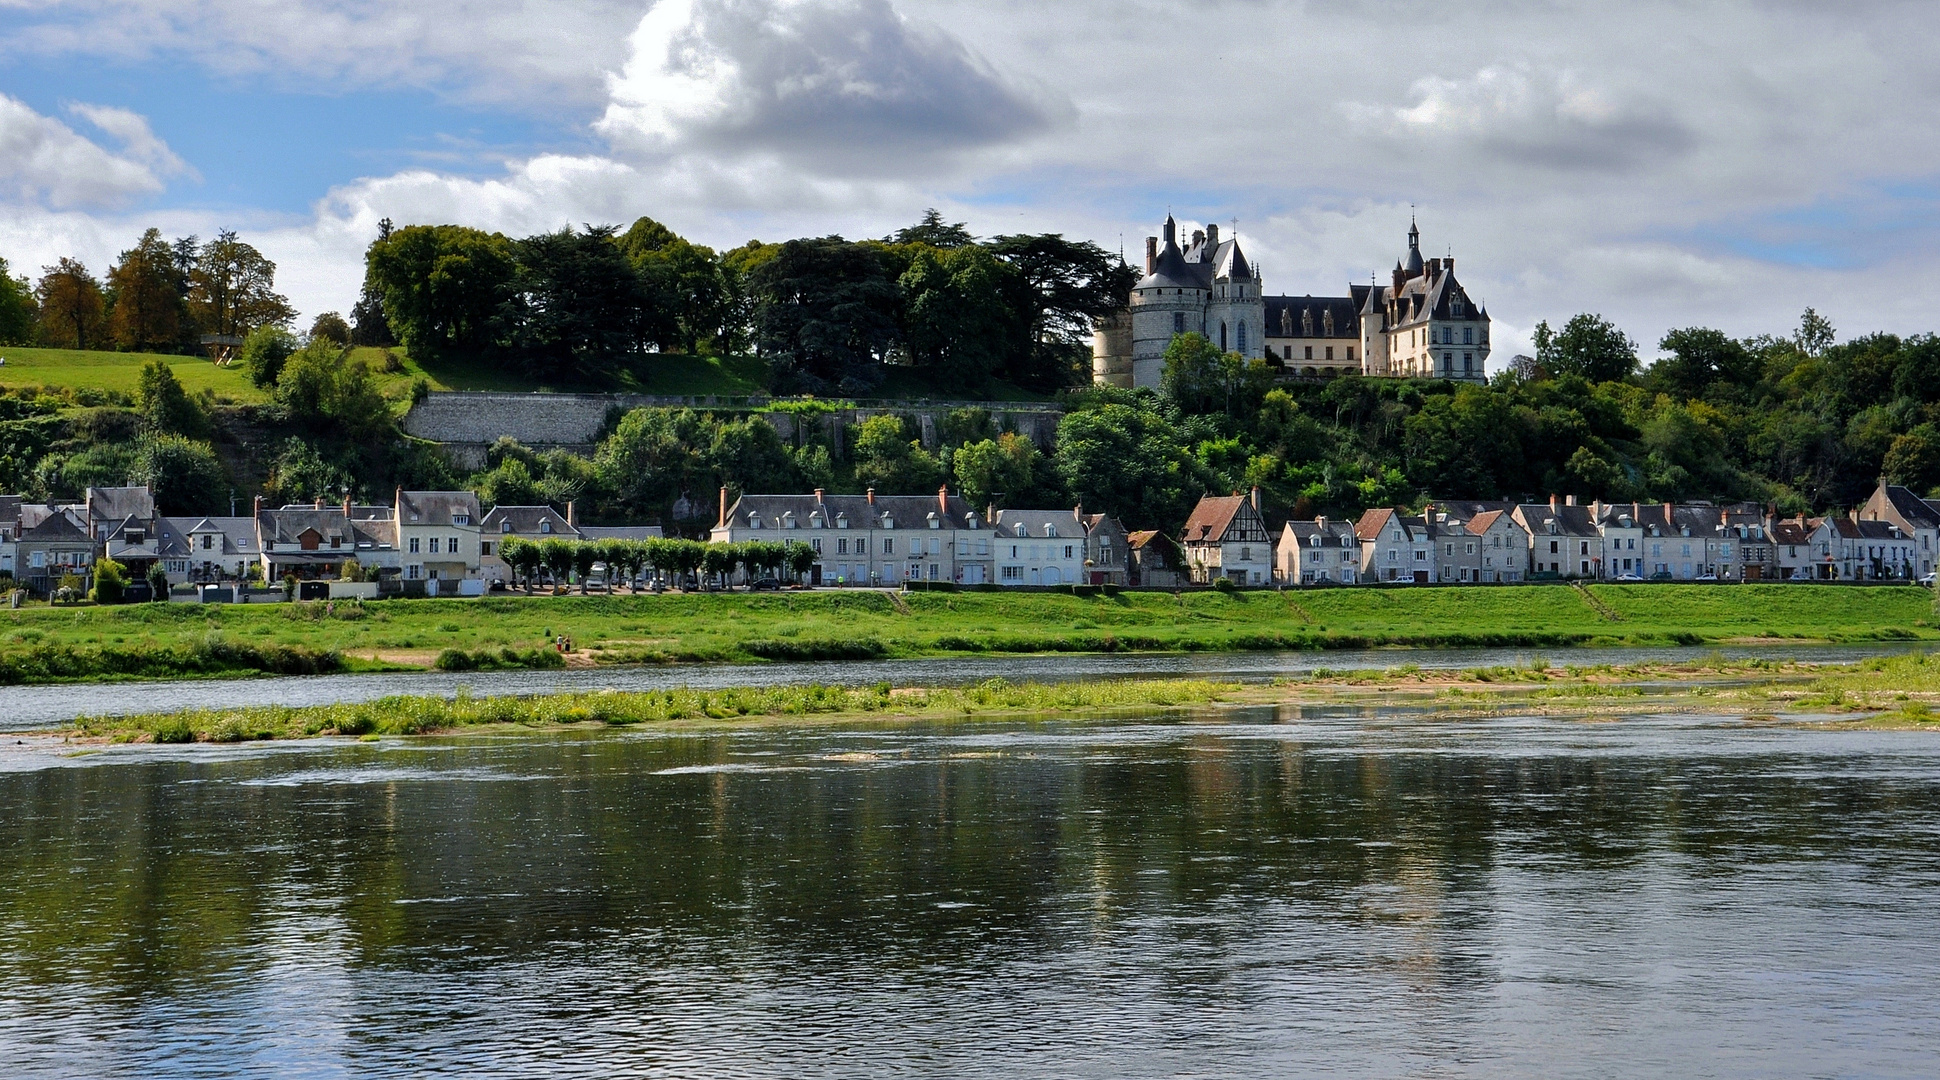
[3, 703, 1939, 1077]
[2, 640, 1929, 729]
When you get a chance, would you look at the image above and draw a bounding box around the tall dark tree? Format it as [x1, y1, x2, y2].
[891, 208, 975, 249]
[898, 245, 1013, 393]
[107, 228, 183, 352]
[987, 233, 1137, 389]
[1653, 326, 1757, 398]
[617, 216, 718, 353]
[349, 218, 397, 347]
[34, 258, 106, 349]
[747, 237, 900, 394]
[501, 225, 648, 378]
[0, 255, 34, 345]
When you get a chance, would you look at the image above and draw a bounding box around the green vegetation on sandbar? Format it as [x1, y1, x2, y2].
[73, 678, 1242, 743]
[0, 583, 1933, 684]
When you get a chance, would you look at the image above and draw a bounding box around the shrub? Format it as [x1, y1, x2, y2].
[90, 557, 127, 605]
[1213, 578, 1238, 593]
[152, 716, 195, 743]
[742, 637, 889, 661]
[146, 563, 170, 601]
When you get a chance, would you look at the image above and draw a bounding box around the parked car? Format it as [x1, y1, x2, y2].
[750, 577, 783, 591]
[1614, 573, 1644, 582]
[1649, 571, 1673, 581]
[1920, 572, 1937, 587]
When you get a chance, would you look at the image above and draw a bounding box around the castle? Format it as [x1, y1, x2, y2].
[1093, 216, 1491, 388]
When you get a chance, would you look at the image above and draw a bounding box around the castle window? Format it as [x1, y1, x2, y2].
[1304, 346, 1312, 360]
[1302, 308, 1313, 336]
[1452, 297, 1465, 316]
[1281, 309, 1292, 335]
[1236, 321, 1246, 353]
[1325, 346, 1334, 361]
[1323, 309, 1335, 336]
[1347, 347, 1355, 361]
[1173, 312, 1185, 334]
[1284, 346, 1292, 360]
[1220, 322, 1228, 351]
[1464, 326, 1473, 344]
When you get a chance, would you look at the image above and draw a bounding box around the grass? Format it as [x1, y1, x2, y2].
[0, 584, 1932, 684]
[50, 650, 1940, 744]
[0, 345, 268, 402]
[65, 676, 1242, 742]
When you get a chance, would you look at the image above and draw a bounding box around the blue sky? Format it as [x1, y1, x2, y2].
[6, 0, 1940, 363]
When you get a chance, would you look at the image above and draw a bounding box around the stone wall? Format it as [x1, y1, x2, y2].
[403, 391, 1067, 470]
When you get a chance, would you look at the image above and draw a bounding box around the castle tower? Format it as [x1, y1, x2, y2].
[1128, 215, 1209, 387]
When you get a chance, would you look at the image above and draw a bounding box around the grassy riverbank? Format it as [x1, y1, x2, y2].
[47, 652, 1940, 743]
[1, 584, 1932, 683]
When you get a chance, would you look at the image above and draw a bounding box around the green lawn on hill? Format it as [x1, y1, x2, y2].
[1, 584, 1930, 679]
[0, 345, 268, 402]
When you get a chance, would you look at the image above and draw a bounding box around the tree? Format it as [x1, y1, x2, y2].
[1161, 331, 1275, 419]
[187, 231, 294, 338]
[240, 325, 298, 389]
[1054, 403, 1198, 528]
[618, 217, 723, 353]
[107, 228, 182, 352]
[1653, 327, 1756, 398]
[953, 433, 1040, 511]
[891, 209, 976, 249]
[593, 407, 712, 521]
[785, 540, 816, 583]
[504, 225, 649, 377]
[899, 245, 1013, 394]
[309, 311, 351, 345]
[0, 255, 35, 345]
[701, 543, 736, 590]
[274, 340, 393, 444]
[987, 233, 1137, 389]
[90, 557, 127, 605]
[748, 237, 900, 393]
[1883, 424, 1940, 494]
[1796, 307, 1835, 358]
[145, 562, 169, 601]
[35, 258, 106, 349]
[571, 541, 598, 594]
[539, 538, 576, 590]
[1537, 313, 1637, 383]
[135, 360, 211, 439]
[365, 224, 516, 360]
[350, 218, 397, 347]
[853, 414, 944, 493]
[132, 434, 229, 516]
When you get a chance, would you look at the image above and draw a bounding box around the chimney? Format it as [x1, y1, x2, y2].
[252, 495, 262, 519]
[814, 487, 826, 505]
[314, 497, 323, 510]
[718, 485, 728, 528]
[866, 487, 876, 507]
[1549, 494, 1560, 512]
[1207, 223, 1219, 247]
[1664, 502, 1675, 526]
[394, 486, 402, 515]
[1144, 236, 1158, 275]
[1445, 257, 1454, 272]
[1565, 494, 1577, 507]
[1250, 486, 1261, 513]
[1074, 501, 1085, 525]
[939, 484, 950, 519]
[1393, 266, 1408, 294]
[1192, 229, 1205, 248]
[343, 494, 352, 518]
[1316, 515, 1328, 530]
[567, 500, 577, 528]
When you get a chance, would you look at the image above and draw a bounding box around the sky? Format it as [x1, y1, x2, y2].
[4, 0, 1940, 367]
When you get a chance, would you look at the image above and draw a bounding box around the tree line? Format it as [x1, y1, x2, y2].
[494, 536, 815, 592]
[0, 230, 300, 352]
[358, 210, 1135, 395]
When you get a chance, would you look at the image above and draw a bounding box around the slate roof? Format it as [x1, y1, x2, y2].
[1264, 295, 1360, 340]
[1879, 485, 1940, 529]
[17, 505, 89, 542]
[86, 486, 154, 528]
[481, 505, 577, 537]
[721, 492, 986, 531]
[1281, 519, 1359, 546]
[1514, 503, 1601, 537]
[575, 526, 664, 542]
[1852, 519, 1909, 541]
[1770, 518, 1816, 546]
[257, 507, 394, 555]
[159, 516, 262, 559]
[991, 508, 1087, 540]
[397, 490, 481, 527]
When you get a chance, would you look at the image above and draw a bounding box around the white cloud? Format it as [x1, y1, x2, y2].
[598, 0, 1064, 173]
[0, 94, 186, 208]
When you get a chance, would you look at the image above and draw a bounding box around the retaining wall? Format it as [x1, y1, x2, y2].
[404, 391, 1067, 469]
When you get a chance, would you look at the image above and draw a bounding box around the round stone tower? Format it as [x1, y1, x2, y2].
[1129, 215, 1207, 388]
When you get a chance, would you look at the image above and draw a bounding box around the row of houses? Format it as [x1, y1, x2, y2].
[0, 487, 659, 596]
[1180, 484, 1940, 588]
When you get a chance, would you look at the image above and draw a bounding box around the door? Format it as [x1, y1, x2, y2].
[1413, 570, 1429, 584]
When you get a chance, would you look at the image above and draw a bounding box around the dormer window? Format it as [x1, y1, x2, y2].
[454, 515, 469, 526]
[926, 512, 940, 530]
[540, 521, 552, 534]
[881, 514, 894, 529]
[502, 521, 513, 533]
[1309, 534, 1320, 547]
[748, 512, 762, 528]
[783, 511, 796, 529]
[836, 513, 849, 529]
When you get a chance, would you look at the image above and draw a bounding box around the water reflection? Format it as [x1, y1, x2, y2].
[1, 710, 1938, 1077]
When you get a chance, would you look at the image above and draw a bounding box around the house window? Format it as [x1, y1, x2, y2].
[201, 535, 214, 550]
[1001, 565, 1023, 581]
[429, 538, 440, 554]
[812, 539, 822, 553]
[448, 536, 460, 554]
[884, 538, 894, 554]
[410, 537, 421, 553]
[838, 538, 849, 555]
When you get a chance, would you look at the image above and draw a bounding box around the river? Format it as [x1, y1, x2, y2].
[1, 641, 1930, 729]
[2, 687, 1938, 1076]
